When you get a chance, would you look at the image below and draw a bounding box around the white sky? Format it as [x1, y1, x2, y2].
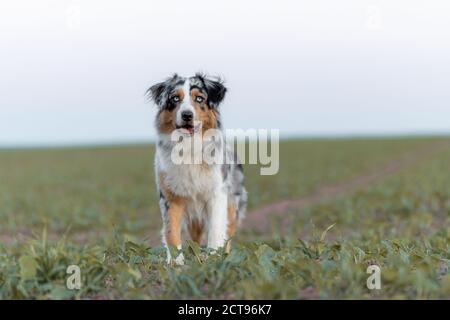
[1, 0, 449, 146]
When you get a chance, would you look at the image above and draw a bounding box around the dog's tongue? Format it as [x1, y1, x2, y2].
[187, 126, 194, 134]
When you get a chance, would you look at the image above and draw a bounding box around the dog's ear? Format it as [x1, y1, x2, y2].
[197, 73, 227, 108]
[147, 74, 178, 107]
[147, 81, 167, 107]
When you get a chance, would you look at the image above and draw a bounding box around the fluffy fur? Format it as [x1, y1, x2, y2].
[148, 73, 247, 264]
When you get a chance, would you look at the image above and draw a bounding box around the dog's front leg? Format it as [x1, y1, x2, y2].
[207, 190, 228, 250]
[164, 200, 185, 265]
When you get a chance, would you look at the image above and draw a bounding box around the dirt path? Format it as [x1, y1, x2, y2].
[243, 140, 450, 233]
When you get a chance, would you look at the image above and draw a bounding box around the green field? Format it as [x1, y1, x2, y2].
[0, 137, 449, 299]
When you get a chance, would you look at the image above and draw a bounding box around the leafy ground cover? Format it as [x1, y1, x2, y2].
[0, 137, 448, 299]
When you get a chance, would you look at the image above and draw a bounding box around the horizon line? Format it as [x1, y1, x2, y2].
[1, 131, 449, 151]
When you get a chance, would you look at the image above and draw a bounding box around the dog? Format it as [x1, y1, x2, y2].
[148, 73, 247, 264]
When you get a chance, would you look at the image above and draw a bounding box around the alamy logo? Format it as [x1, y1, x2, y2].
[366, 5, 382, 31]
[66, 4, 81, 31]
[170, 122, 280, 175]
[366, 265, 381, 290]
[66, 265, 81, 290]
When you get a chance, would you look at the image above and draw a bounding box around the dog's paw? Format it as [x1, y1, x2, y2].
[167, 252, 185, 266]
[174, 253, 185, 265]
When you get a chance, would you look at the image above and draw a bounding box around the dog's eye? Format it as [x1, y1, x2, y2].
[195, 96, 204, 103]
[171, 96, 180, 103]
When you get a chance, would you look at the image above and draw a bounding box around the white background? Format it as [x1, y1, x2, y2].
[1, 0, 449, 146]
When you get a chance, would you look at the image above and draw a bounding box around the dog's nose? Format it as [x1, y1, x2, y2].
[181, 110, 193, 122]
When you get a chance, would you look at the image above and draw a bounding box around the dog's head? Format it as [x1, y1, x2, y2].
[148, 73, 227, 136]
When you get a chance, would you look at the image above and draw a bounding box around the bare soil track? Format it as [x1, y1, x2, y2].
[243, 140, 450, 233]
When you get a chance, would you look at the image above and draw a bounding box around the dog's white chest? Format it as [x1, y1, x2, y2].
[162, 162, 221, 198]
